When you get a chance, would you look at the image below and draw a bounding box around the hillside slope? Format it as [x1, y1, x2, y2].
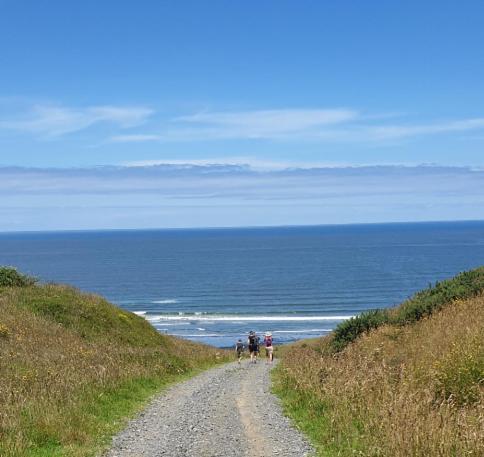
[0, 268, 229, 457]
[274, 268, 484, 456]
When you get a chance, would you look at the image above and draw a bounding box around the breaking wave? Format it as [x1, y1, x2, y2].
[144, 314, 353, 322]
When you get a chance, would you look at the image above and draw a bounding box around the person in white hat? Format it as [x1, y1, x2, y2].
[263, 332, 274, 364]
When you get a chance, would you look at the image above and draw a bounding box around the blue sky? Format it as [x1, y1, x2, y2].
[0, 1, 483, 230]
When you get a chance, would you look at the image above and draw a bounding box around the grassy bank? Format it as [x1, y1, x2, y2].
[0, 268, 230, 457]
[273, 267, 484, 456]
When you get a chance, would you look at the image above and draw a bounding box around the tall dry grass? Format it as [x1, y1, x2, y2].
[275, 296, 483, 456]
[0, 284, 229, 457]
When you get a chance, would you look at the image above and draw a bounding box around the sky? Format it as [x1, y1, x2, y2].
[0, 1, 483, 230]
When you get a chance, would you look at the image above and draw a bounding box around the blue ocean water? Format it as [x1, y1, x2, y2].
[0, 221, 483, 347]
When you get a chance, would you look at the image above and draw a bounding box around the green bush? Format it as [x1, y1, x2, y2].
[0, 267, 37, 287]
[331, 309, 389, 352]
[394, 267, 484, 325]
[331, 266, 484, 352]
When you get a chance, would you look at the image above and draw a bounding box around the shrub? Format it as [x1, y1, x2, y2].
[0, 281, 231, 457]
[0, 267, 37, 287]
[331, 266, 484, 352]
[275, 295, 484, 457]
[331, 309, 389, 352]
[393, 267, 484, 325]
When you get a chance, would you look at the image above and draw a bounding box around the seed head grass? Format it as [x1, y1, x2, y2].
[274, 269, 484, 456]
[331, 266, 484, 352]
[0, 280, 230, 457]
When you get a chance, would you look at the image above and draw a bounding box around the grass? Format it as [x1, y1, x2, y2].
[273, 268, 484, 456]
[331, 266, 484, 351]
[0, 275, 231, 457]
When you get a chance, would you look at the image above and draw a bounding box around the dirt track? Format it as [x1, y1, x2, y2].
[104, 360, 313, 457]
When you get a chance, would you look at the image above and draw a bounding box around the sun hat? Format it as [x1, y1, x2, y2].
[265, 332, 272, 337]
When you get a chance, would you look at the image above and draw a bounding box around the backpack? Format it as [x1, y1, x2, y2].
[265, 336, 273, 347]
[248, 334, 256, 345]
[236, 342, 244, 352]
[254, 336, 260, 349]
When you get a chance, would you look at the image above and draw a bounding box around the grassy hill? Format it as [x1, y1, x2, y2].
[273, 267, 484, 456]
[0, 268, 230, 457]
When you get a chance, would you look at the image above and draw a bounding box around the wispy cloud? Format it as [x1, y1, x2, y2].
[366, 118, 484, 140]
[111, 134, 162, 143]
[3, 102, 484, 144]
[109, 107, 484, 144]
[0, 104, 154, 137]
[174, 108, 358, 138]
[110, 108, 359, 143]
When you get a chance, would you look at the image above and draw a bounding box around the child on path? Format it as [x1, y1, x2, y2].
[264, 332, 274, 364]
[235, 339, 244, 365]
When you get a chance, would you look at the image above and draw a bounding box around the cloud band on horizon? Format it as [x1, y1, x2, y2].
[1, 163, 483, 231]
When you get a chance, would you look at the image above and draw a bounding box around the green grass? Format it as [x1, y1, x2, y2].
[273, 267, 484, 456]
[272, 366, 371, 457]
[0, 270, 230, 457]
[331, 266, 484, 351]
[11, 283, 166, 346]
[271, 373, 332, 457]
[25, 374, 207, 457]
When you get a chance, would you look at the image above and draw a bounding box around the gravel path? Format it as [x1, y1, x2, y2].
[104, 359, 314, 457]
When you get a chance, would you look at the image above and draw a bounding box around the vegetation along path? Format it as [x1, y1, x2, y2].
[104, 360, 313, 457]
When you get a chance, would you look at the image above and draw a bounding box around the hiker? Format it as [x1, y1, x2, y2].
[254, 334, 260, 361]
[235, 339, 244, 364]
[264, 332, 274, 363]
[247, 331, 260, 363]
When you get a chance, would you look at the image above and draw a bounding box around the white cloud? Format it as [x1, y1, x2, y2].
[111, 134, 162, 142]
[108, 107, 484, 144]
[123, 157, 359, 171]
[367, 118, 484, 140]
[1, 163, 482, 197]
[166, 108, 359, 141]
[108, 108, 360, 143]
[0, 104, 154, 137]
[3, 102, 484, 144]
[175, 108, 358, 136]
[1, 164, 483, 230]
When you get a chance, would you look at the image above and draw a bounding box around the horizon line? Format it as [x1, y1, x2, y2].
[1, 218, 483, 236]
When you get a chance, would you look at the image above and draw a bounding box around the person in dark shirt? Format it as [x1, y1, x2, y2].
[235, 339, 244, 365]
[247, 331, 260, 364]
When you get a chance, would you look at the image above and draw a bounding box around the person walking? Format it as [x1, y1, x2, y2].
[247, 331, 260, 364]
[264, 332, 274, 364]
[254, 333, 260, 361]
[235, 339, 244, 365]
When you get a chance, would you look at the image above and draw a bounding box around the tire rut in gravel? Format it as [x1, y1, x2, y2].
[104, 360, 313, 457]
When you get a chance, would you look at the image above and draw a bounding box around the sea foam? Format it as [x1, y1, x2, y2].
[273, 328, 332, 333]
[145, 314, 353, 322]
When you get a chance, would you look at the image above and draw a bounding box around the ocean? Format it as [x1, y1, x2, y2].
[0, 221, 483, 348]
